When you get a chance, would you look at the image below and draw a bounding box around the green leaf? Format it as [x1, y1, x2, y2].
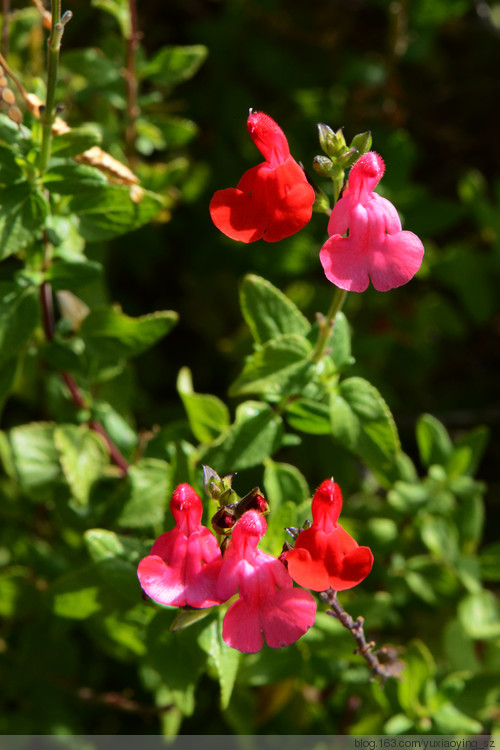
[54, 425, 109, 506]
[0, 283, 39, 364]
[480, 542, 500, 581]
[43, 163, 108, 195]
[416, 414, 453, 468]
[432, 702, 483, 735]
[84, 528, 150, 565]
[198, 615, 241, 710]
[240, 274, 311, 344]
[177, 367, 230, 444]
[419, 515, 459, 561]
[397, 640, 436, 715]
[5, 422, 61, 500]
[116, 458, 171, 529]
[0, 357, 17, 415]
[68, 184, 162, 241]
[50, 125, 102, 157]
[229, 334, 314, 397]
[91, 0, 130, 37]
[451, 425, 489, 476]
[329, 377, 400, 485]
[458, 591, 500, 639]
[51, 565, 102, 620]
[45, 260, 103, 292]
[329, 310, 353, 371]
[0, 182, 48, 260]
[79, 306, 178, 362]
[263, 459, 309, 512]
[0, 143, 24, 185]
[285, 398, 331, 434]
[202, 401, 283, 474]
[139, 44, 208, 86]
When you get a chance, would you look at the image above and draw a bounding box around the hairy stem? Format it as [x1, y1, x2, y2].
[310, 286, 348, 363]
[38, 0, 72, 174]
[320, 589, 403, 680]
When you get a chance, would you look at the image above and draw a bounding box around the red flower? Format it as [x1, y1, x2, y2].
[319, 152, 424, 292]
[137, 484, 222, 608]
[209, 111, 315, 243]
[217, 511, 316, 653]
[285, 479, 373, 592]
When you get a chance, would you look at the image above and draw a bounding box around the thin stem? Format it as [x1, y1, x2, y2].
[124, 0, 141, 159]
[310, 286, 348, 363]
[38, 0, 72, 174]
[320, 590, 404, 681]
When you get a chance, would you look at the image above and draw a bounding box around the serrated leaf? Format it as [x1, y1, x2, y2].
[285, 398, 331, 434]
[329, 377, 400, 486]
[79, 307, 178, 362]
[263, 460, 309, 513]
[229, 334, 314, 397]
[45, 260, 103, 292]
[6, 422, 61, 499]
[50, 125, 102, 157]
[0, 182, 48, 260]
[43, 163, 108, 195]
[202, 401, 283, 474]
[54, 425, 109, 506]
[116, 458, 171, 529]
[68, 184, 162, 241]
[139, 44, 208, 86]
[416, 414, 453, 468]
[240, 274, 311, 344]
[177, 367, 230, 444]
[198, 616, 241, 710]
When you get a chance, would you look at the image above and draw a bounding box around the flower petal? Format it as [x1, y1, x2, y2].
[319, 235, 370, 292]
[209, 187, 266, 243]
[368, 230, 425, 292]
[332, 545, 374, 591]
[137, 554, 186, 607]
[261, 588, 316, 648]
[222, 598, 264, 653]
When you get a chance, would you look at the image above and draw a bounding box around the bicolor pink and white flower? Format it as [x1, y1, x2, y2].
[209, 110, 315, 243]
[137, 483, 222, 608]
[217, 511, 317, 653]
[319, 152, 424, 292]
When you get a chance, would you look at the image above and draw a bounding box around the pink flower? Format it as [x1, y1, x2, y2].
[137, 484, 222, 608]
[285, 479, 373, 592]
[217, 511, 316, 653]
[209, 111, 315, 243]
[319, 152, 425, 292]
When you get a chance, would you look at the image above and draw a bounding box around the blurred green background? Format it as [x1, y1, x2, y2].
[1, 0, 499, 736]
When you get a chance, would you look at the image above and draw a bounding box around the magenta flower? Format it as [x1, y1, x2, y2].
[319, 152, 425, 292]
[285, 479, 373, 592]
[209, 110, 315, 243]
[137, 483, 222, 608]
[216, 511, 316, 653]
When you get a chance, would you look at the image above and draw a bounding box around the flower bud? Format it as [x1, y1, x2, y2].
[236, 487, 269, 516]
[211, 506, 237, 534]
[313, 155, 336, 178]
[350, 131, 372, 155]
[338, 148, 360, 169]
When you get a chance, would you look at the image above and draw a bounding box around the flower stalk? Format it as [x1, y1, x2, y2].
[310, 286, 348, 364]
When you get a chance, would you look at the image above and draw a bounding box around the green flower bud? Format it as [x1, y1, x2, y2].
[350, 131, 372, 155]
[313, 155, 335, 178]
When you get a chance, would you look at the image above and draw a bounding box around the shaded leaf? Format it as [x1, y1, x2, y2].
[54, 425, 109, 506]
[140, 44, 208, 86]
[177, 367, 230, 444]
[116, 458, 171, 529]
[416, 414, 453, 468]
[198, 615, 241, 710]
[240, 274, 310, 344]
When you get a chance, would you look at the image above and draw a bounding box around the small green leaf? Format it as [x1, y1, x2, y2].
[0, 182, 48, 260]
[0, 283, 39, 365]
[432, 701, 483, 735]
[50, 125, 102, 157]
[43, 163, 108, 195]
[116, 458, 171, 529]
[240, 274, 311, 344]
[202, 401, 283, 474]
[139, 44, 208, 86]
[397, 639, 436, 715]
[68, 184, 162, 241]
[177, 367, 230, 444]
[51, 565, 102, 620]
[480, 542, 500, 581]
[45, 260, 103, 292]
[329, 377, 400, 485]
[416, 414, 453, 468]
[329, 311, 353, 371]
[229, 334, 314, 397]
[54, 425, 109, 506]
[458, 590, 500, 639]
[6, 422, 61, 500]
[285, 398, 331, 434]
[419, 515, 459, 561]
[79, 306, 178, 362]
[198, 615, 241, 710]
[0, 143, 24, 185]
[85, 528, 150, 565]
[91, 0, 130, 37]
[263, 460, 309, 512]
[452, 425, 489, 476]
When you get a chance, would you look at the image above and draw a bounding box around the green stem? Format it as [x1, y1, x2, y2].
[310, 286, 348, 364]
[38, 1, 72, 174]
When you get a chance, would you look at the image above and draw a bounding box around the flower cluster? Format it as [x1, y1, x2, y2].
[209, 111, 424, 292]
[138, 478, 372, 654]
